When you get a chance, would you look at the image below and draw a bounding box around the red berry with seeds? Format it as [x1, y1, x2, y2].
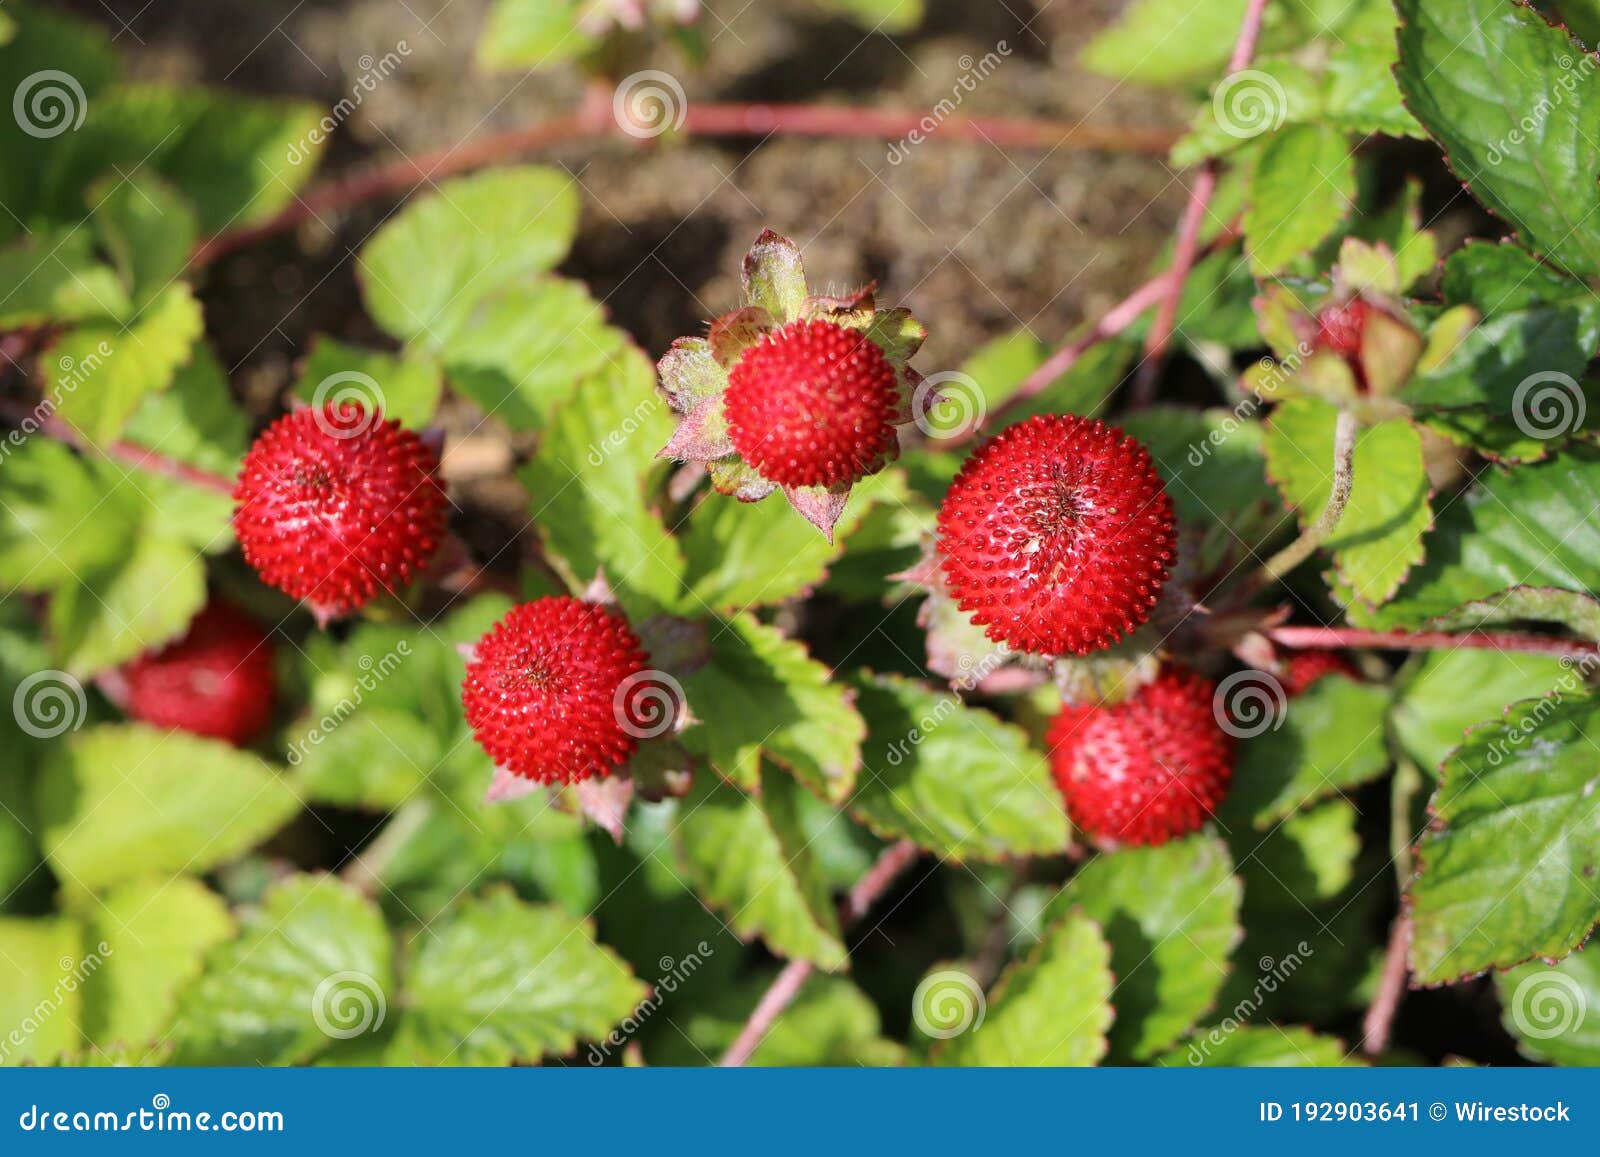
[1315, 298, 1371, 358]
[461, 597, 655, 784]
[723, 318, 900, 488]
[115, 601, 277, 745]
[1047, 668, 1234, 847]
[935, 414, 1176, 656]
[1283, 649, 1361, 697]
[233, 403, 446, 622]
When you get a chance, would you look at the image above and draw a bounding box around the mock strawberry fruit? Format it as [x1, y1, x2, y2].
[1047, 668, 1234, 847]
[1283, 649, 1361, 696]
[1315, 298, 1371, 358]
[233, 403, 446, 623]
[114, 601, 277, 745]
[723, 318, 900, 488]
[461, 597, 653, 784]
[936, 414, 1176, 656]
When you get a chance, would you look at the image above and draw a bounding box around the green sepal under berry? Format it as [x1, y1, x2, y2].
[656, 229, 927, 539]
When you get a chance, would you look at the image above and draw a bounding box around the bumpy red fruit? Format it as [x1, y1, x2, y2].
[936, 414, 1176, 656]
[233, 403, 446, 621]
[1047, 669, 1234, 847]
[1315, 297, 1371, 358]
[462, 597, 653, 784]
[723, 318, 900, 488]
[117, 601, 277, 745]
[1283, 649, 1360, 697]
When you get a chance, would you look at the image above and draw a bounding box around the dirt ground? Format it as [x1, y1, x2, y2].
[62, 0, 1189, 390]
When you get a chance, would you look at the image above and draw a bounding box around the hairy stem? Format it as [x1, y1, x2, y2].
[0, 395, 235, 495]
[193, 102, 1179, 268]
[719, 839, 920, 1066]
[1362, 913, 1413, 1056]
[1250, 407, 1358, 590]
[1132, 0, 1273, 404]
[342, 798, 434, 896]
[1268, 625, 1600, 659]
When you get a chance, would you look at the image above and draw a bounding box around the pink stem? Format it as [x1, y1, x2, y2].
[1268, 625, 1600, 658]
[192, 103, 1179, 268]
[0, 396, 235, 495]
[719, 840, 920, 1066]
[1362, 914, 1412, 1056]
[1133, 0, 1272, 404]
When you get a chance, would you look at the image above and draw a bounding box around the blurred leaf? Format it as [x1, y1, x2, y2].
[121, 342, 249, 476]
[295, 338, 443, 431]
[1390, 649, 1569, 774]
[476, 0, 596, 71]
[0, 916, 83, 1065]
[1246, 124, 1356, 275]
[814, 0, 925, 33]
[37, 725, 299, 893]
[0, 228, 129, 327]
[1497, 948, 1600, 1065]
[90, 172, 197, 305]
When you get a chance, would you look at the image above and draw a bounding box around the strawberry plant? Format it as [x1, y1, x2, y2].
[2, 0, 1600, 1071]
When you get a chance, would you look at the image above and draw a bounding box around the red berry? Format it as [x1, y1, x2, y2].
[1315, 298, 1371, 358]
[461, 597, 654, 784]
[723, 318, 900, 488]
[233, 403, 446, 621]
[1047, 669, 1234, 848]
[935, 415, 1176, 656]
[116, 601, 277, 745]
[1283, 649, 1361, 697]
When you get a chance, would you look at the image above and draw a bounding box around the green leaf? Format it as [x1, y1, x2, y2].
[90, 172, 198, 305]
[1409, 692, 1600, 982]
[934, 909, 1112, 1066]
[121, 342, 249, 477]
[1390, 649, 1570, 774]
[0, 916, 84, 1065]
[359, 167, 579, 346]
[1395, 0, 1600, 276]
[173, 876, 392, 1065]
[1263, 398, 1431, 604]
[1246, 124, 1356, 274]
[1497, 948, 1600, 1065]
[1162, 1025, 1359, 1066]
[848, 673, 1068, 860]
[520, 344, 684, 617]
[81, 876, 234, 1049]
[1082, 0, 1253, 85]
[389, 888, 645, 1065]
[1044, 836, 1242, 1060]
[476, 0, 596, 71]
[814, 0, 925, 33]
[1349, 447, 1600, 635]
[680, 615, 864, 802]
[0, 228, 129, 327]
[671, 768, 847, 970]
[48, 282, 205, 445]
[37, 725, 299, 894]
[1228, 676, 1392, 825]
[0, 439, 141, 592]
[295, 337, 443, 431]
